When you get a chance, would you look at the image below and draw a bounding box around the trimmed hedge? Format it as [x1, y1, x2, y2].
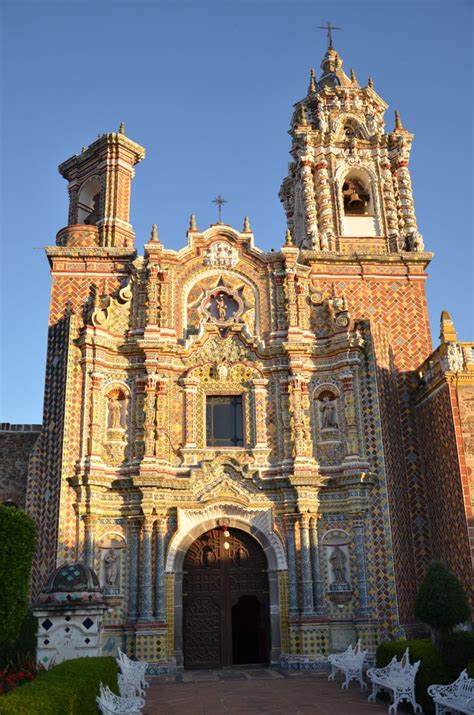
[0, 505, 36, 648]
[0, 657, 118, 714]
[376, 638, 449, 715]
[443, 632, 474, 676]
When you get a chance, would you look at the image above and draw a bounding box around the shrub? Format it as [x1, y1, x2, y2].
[0, 611, 38, 669]
[376, 638, 449, 715]
[415, 561, 470, 653]
[0, 505, 36, 648]
[444, 631, 474, 677]
[0, 656, 118, 714]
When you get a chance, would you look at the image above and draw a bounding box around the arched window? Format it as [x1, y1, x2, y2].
[77, 177, 101, 225]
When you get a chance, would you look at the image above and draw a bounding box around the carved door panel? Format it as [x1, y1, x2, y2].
[183, 528, 269, 668]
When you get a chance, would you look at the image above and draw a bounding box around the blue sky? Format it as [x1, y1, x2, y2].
[1, 0, 473, 423]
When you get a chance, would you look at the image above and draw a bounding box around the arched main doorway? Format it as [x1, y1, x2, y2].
[183, 527, 270, 668]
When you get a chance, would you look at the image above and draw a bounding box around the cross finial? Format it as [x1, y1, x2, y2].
[318, 21, 341, 49]
[212, 194, 227, 224]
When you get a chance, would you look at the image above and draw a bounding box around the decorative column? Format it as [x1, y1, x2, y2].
[155, 517, 167, 621]
[133, 376, 146, 463]
[143, 375, 157, 460]
[251, 378, 269, 448]
[88, 372, 104, 458]
[300, 159, 319, 248]
[139, 517, 155, 621]
[83, 514, 96, 569]
[127, 519, 141, 621]
[310, 517, 324, 614]
[340, 372, 362, 464]
[155, 378, 168, 462]
[380, 149, 399, 239]
[314, 156, 336, 250]
[181, 378, 200, 448]
[300, 514, 314, 614]
[288, 376, 313, 460]
[354, 519, 370, 616]
[279, 378, 292, 462]
[286, 515, 298, 615]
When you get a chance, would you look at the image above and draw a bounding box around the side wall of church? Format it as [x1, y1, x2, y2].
[0, 424, 41, 508]
[310, 265, 432, 625]
[416, 379, 474, 602]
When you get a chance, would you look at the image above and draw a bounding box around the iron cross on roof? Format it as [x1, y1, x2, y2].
[318, 21, 342, 49]
[212, 194, 227, 224]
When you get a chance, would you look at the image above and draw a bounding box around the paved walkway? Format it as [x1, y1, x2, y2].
[144, 668, 392, 714]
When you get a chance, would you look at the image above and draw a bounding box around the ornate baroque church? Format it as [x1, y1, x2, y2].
[4, 42, 473, 671]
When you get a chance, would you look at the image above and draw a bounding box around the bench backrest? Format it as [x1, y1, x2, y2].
[387, 648, 419, 681]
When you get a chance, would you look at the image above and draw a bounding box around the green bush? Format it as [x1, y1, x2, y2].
[467, 662, 474, 678]
[0, 611, 37, 669]
[0, 505, 36, 648]
[415, 561, 470, 652]
[444, 632, 474, 677]
[0, 656, 118, 714]
[376, 638, 449, 715]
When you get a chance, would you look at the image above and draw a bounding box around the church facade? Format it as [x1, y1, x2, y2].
[18, 44, 473, 671]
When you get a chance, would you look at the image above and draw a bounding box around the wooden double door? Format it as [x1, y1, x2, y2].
[183, 528, 270, 668]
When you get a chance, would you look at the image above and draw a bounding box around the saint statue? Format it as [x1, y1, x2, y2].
[104, 549, 119, 586]
[215, 294, 227, 321]
[108, 396, 123, 429]
[320, 396, 338, 429]
[329, 545, 347, 584]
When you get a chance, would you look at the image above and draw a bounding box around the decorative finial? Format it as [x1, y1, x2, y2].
[298, 104, 308, 126]
[440, 311, 457, 343]
[150, 224, 159, 243]
[243, 216, 251, 232]
[368, 77, 374, 89]
[318, 21, 342, 50]
[309, 68, 317, 94]
[350, 68, 357, 84]
[81, 145, 88, 153]
[119, 122, 126, 135]
[212, 195, 227, 223]
[394, 110, 403, 130]
[189, 213, 197, 231]
[284, 228, 294, 246]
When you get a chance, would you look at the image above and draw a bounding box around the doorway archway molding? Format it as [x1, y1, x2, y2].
[166, 503, 286, 668]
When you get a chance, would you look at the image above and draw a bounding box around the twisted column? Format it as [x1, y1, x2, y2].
[314, 158, 335, 250]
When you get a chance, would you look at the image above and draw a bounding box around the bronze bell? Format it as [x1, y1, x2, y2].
[347, 191, 365, 211]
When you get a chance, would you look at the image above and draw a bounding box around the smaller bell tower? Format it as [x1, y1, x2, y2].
[57, 123, 145, 249]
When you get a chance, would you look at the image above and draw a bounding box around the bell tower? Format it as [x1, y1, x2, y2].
[279, 44, 424, 253]
[57, 123, 145, 249]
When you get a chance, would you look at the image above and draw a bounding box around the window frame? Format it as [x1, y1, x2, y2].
[205, 393, 245, 449]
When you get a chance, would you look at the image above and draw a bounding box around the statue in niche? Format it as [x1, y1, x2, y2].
[330, 545, 347, 584]
[319, 395, 338, 429]
[103, 549, 119, 586]
[215, 293, 227, 321]
[107, 394, 125, 429]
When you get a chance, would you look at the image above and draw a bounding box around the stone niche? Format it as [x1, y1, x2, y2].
[34, 562, 107, 669]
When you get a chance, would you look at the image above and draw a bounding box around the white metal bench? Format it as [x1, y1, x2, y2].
[116, 648, 149, 698]
[96, 682, 145, 715]
[428, 669, 474, 715]
[328, 639, 368, 689]
[367, 647, 422, 714]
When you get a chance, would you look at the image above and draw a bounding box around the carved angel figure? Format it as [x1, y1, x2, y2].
[104, 549, 119, 586]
